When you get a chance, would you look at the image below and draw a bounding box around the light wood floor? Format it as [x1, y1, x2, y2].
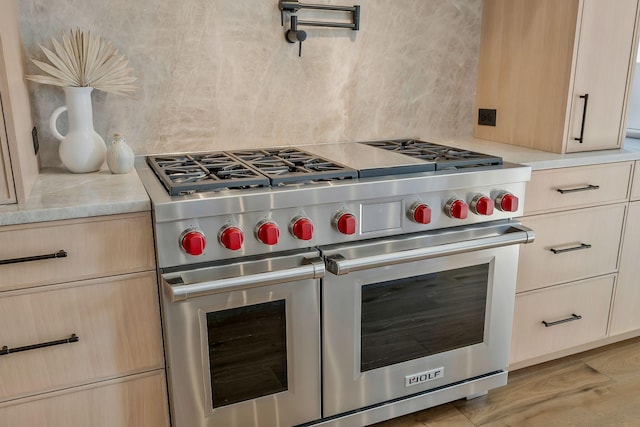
[371, 337, 640, 427]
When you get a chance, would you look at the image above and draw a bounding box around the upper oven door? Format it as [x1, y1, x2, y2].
[320, 221, 534, 417]
[160, 251, 324, 427]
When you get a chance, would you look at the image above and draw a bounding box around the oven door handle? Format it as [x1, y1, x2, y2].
[163, 257, 325, 302]
[325, 224, 535, 275]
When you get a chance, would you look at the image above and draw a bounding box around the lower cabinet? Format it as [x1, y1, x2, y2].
[0, 371, 169, 427]
[0, 212, 168, 425]
[0, 272, 164, 401]
[510, 161, 637, 369]
[510, 275, 614, 364]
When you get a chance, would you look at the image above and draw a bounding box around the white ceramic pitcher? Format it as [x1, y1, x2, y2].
[49, 86, 106, 173]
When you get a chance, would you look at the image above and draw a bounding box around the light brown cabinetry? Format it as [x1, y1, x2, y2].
[475, 0, 640, 153]
[0, 212, 169, 426]
[610, 161, 640, 335]
[511, 275, 615, 363]
[0, 0, 40, 205]
[510, 162, 632, 367]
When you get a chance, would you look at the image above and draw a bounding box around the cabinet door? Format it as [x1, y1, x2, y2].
[511, 275, 614, 365]
[0, 91, 16, 204]
[610, 201, 640, 335]
[0, 372, 169, 427]
[566, 0, 640, 152]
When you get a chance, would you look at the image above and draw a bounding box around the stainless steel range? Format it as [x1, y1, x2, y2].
[135, 139, 534, 427]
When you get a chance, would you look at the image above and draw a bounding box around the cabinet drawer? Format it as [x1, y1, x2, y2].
[0, 371, 169, 427]
[510, 275, 614, 365]
[0, 212, 155, 292]
[0, 272, 164, 402]
[524, 162, 632, 215]
[631, 161, 640, 201]
[517, 204, 625, 292]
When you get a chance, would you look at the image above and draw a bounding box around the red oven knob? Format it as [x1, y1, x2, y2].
[470, 195, 495, 216]
[445, 198, 468, 219]
[256, 221, 280, 245]
[496, 192, 519, 212]
[219, 226, 244, 250]
[181, 230, 206, 256]
[291, 217, 314, 241]
[335, 212, 357, 235]
[409, 203, 432, 224]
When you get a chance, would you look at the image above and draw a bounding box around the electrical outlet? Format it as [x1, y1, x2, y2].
[478, 109, 497, 126]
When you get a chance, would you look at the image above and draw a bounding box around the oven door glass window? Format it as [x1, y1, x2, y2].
[361, 264, 489, 371]
[207, 300, 288, 408]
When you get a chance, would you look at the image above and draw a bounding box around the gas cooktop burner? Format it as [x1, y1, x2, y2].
[147, 153, 270, 196]
[147, 148, 357, 196]
[361, 139, 503, 170]
[230, 148, 357, 185]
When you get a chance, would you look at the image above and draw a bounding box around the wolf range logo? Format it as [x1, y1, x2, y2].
[404, 367, 445, 387]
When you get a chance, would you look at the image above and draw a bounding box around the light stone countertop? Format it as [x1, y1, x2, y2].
[4, 136, 640, 227]
[437, 136, 640, 170]
[0, 166, 150, 226]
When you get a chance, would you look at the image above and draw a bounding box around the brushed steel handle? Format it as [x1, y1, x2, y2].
[0, 333, 79, 356]
[542, 314, 582, 327]
[556, 184, 599, 194]
[164, 257, 325, 302]
[549, 243, 591, 254]
[0, 250, 67, 265]
[325, 224, 535, 276]
[573, 93, 589, 143]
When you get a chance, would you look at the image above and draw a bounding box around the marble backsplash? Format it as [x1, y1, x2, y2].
[18, 0, 482, 168]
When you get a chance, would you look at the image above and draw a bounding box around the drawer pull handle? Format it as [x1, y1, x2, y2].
[0, 333, 79, 356]
[556, 184, 599, 194]
[550, 243, 591, 254]
[573, 93, 589, 144]
[542, 314, 582, 328]
[0, 250, 67, 265]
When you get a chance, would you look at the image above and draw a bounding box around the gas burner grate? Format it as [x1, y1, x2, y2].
[361, 139, 503, 170]
[229, 148, 357, 185]
[147, 154, 270, 196]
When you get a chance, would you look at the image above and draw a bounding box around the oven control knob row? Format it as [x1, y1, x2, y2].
[181, 230, 207, 256]
[470, 195, 495, 216]
[496, 192, 519, 212]
[334, 211, 357, 235]
[219, 226, 244, 251]
[409, 202, 432, 224]
[256, 221, 280, 245]
[291, 216, 314, 240]
[445, 198, 468, 219]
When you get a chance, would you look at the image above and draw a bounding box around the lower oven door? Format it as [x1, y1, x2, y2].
[160, 251, 324, 427]
[320, 221, 534, 417]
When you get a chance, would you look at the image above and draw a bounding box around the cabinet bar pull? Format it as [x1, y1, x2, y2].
[542, 314, 582, 328]
[549, 243, 591, 254]
[573, 93, 589, 143]
[0, 250, 67, 265]
[0, 334, 79, 356]
[556, 184, 599, 194]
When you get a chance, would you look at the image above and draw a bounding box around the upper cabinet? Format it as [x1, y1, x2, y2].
[475, 0, 640, 153]
[0, 0, 39, 205]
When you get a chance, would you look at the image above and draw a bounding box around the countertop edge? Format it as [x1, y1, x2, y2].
[0, 167, 151, 227]
[437, 137, 640, 170]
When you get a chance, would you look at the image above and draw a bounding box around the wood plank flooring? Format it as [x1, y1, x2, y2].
[371, 337, 640, 427]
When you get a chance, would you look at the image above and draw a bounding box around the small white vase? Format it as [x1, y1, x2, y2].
[106, 133, 135, 174]
[49, 86, 106, 173]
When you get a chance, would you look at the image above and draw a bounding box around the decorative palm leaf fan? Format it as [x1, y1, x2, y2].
[26, 28, 137, 96]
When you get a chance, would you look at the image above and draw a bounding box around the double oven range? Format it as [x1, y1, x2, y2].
[135, 139, 534, 427]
